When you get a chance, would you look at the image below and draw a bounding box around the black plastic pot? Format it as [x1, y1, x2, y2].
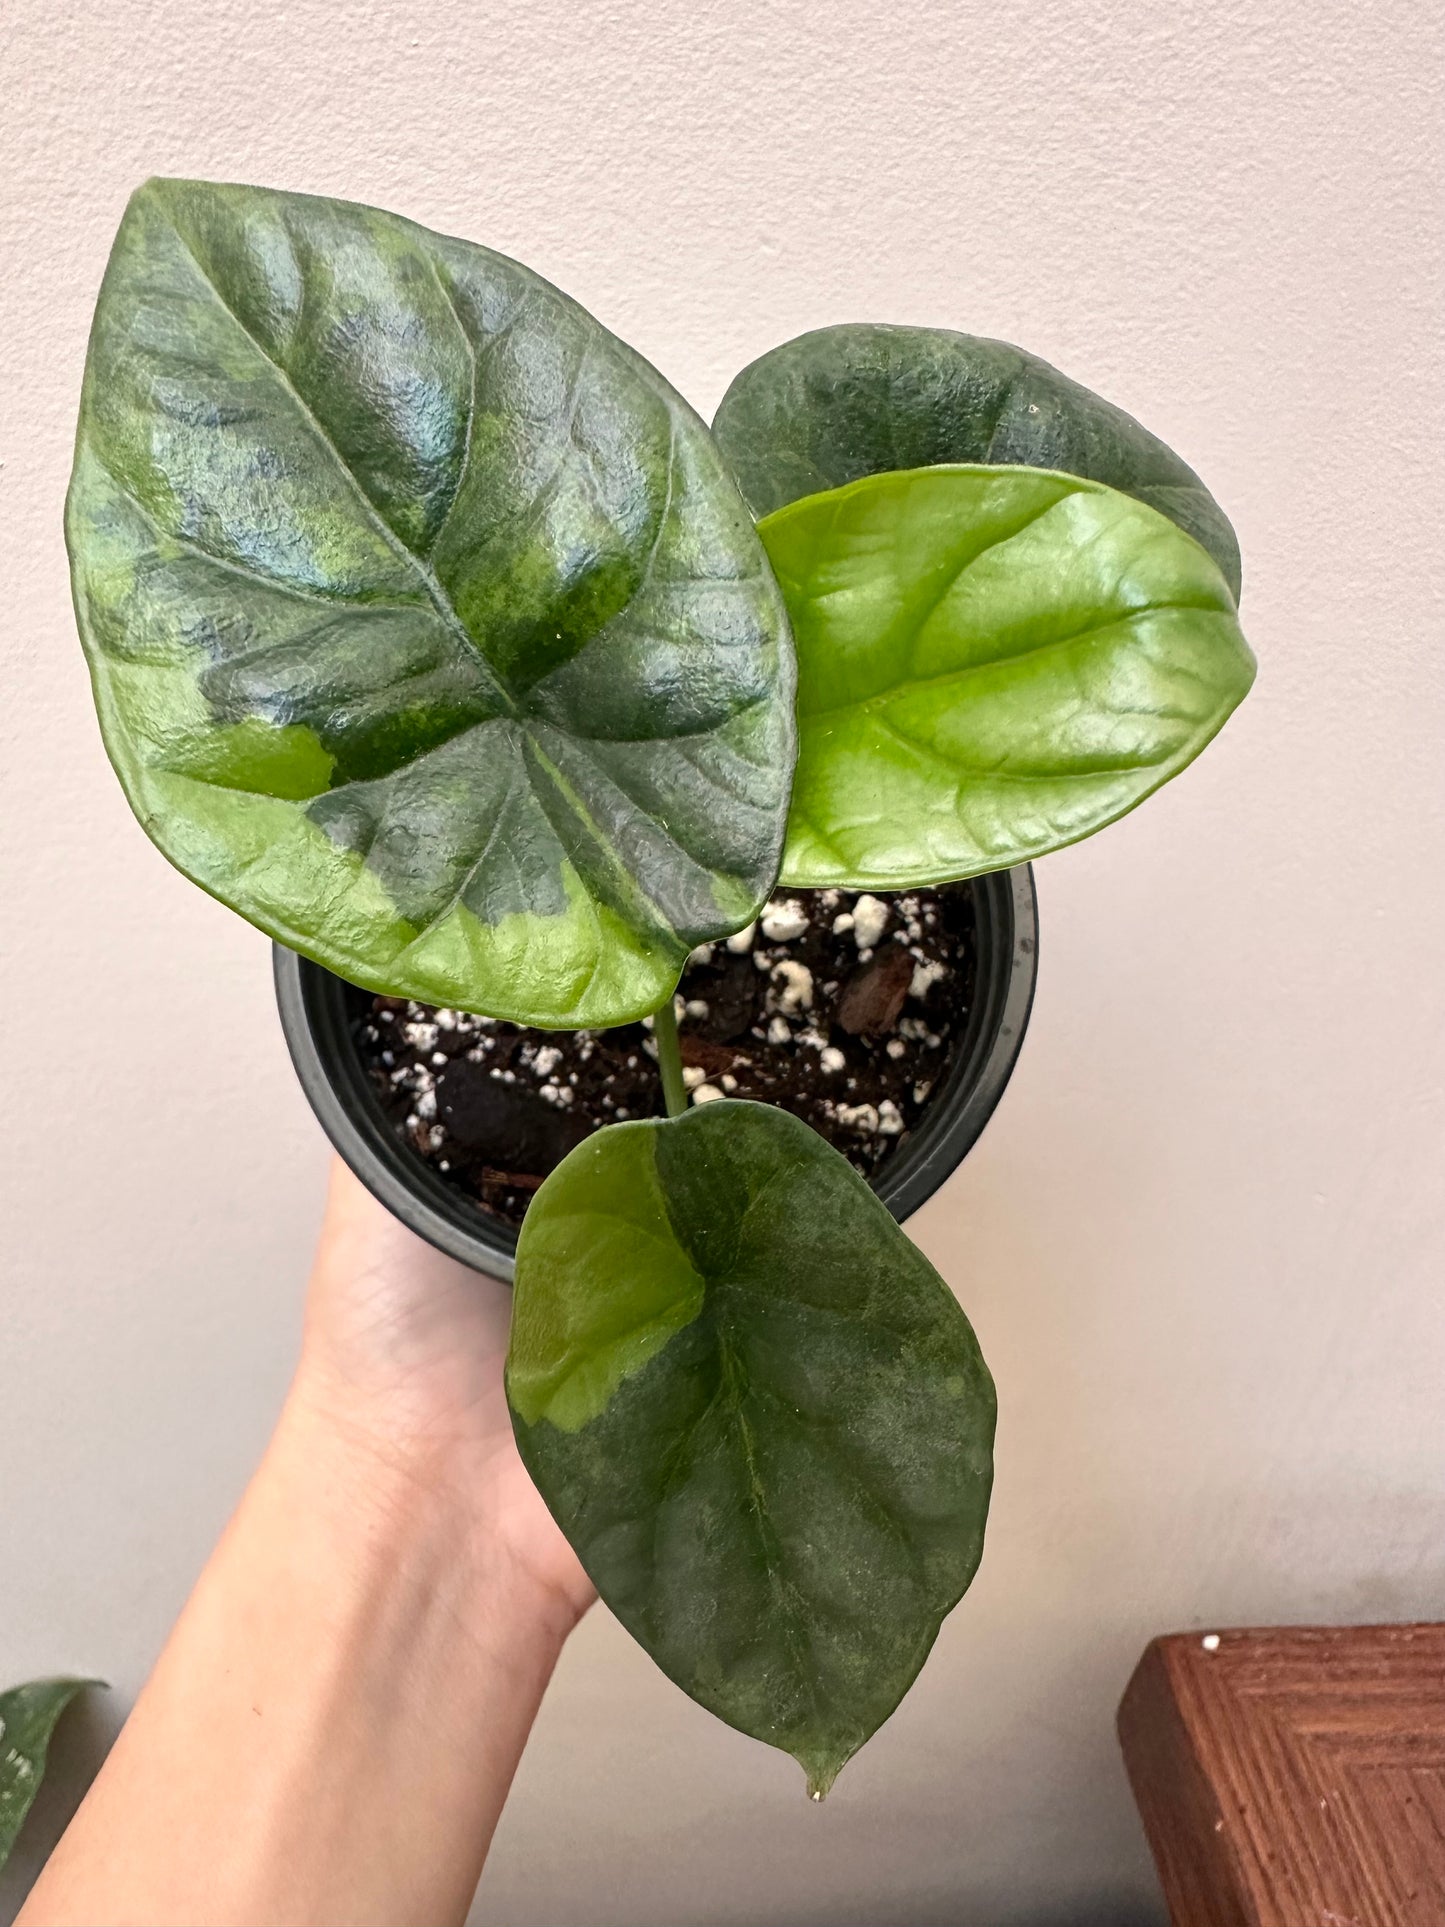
[273, 866, 1038, 1281]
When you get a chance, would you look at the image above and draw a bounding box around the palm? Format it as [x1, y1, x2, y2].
[300, 1160, 594, 1623]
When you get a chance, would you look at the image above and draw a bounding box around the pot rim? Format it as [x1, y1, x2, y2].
[273, 867, 1037, 1281]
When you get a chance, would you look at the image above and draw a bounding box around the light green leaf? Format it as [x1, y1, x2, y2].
[757, 465, 1256, 891]
[0, 1679, 103, 1871]
[714, 321, 1242, 599]
[68, 178, 794, 1026]
[507, 1102, 995, 1796]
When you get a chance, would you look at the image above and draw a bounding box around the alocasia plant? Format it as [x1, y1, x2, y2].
[69, 180, 1254, 1794]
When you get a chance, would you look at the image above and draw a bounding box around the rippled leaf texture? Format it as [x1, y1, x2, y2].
[714, 322, 1241, 600]
[759, 466, 1255, 890]
[507, 1101, 995, 1795]
[0, 1680, 102, 1870]
[68, 179, 794, 1026]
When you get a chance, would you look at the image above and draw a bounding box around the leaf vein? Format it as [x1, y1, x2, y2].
[165, 221, 518, 717]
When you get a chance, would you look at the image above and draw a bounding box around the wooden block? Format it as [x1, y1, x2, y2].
[1118, 1625, 1445, 1926]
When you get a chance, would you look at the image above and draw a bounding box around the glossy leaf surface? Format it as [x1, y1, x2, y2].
[0, 1679, 102, 1870]
[714, 322, 1242, 599]
[507, 1101, 995, 1795]
[69, 179, 794, 1026]
[759, 465, 1255, 890]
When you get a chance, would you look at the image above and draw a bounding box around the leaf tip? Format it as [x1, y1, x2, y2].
[800, 1753, 844, 1802]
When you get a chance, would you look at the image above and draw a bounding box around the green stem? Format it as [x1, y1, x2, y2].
[652, 993, 687, 1119]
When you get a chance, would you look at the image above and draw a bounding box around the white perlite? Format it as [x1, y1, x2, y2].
[851, 894, 889, 948]
[682, 1065, 706, 1090]
[886, 1037, 907, 1060]
[835, 1100, 880, 1134]
[767, 1015, 791, 1044]
[831, 911, 855, 934]
[910, 958, 948, 1000]
[725, 922, 756, 953]
[772, 959, 814, 1011]
[532, 1045, 563, 1077]
[684, 999, 709, 1021]
[691, 1083, 725, 1104]
[876, 1099, 904, 1136]
[819, 1046, 846, 1073]
[761, 898, 809, 942]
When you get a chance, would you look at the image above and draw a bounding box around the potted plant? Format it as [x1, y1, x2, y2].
[67, 178, 1253, 1799]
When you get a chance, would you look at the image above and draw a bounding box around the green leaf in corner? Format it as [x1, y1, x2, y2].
[506, 1101, 995, 1797]
[0, 1679, 104, 1870]
[68, 178, 794, 1027]
[758, 465, 1256, 891]
[713, 322, 1242, 599]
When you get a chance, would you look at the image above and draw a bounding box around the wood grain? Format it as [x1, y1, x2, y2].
[1118, 1625, 1445, 1926]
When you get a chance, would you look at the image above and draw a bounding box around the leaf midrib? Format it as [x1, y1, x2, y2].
[798, 597, 1232, 725]
[711, 1274, 930, 1574]
[168, 219, 521, 721]
[712, 1309, 821, 1723]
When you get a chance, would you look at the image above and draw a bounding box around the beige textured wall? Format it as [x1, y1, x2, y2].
[3, 1, 1442, 1921]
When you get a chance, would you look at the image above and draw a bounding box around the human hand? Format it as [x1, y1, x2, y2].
[18, 1162, 591, 1927]
[290, 1158, 595, 1635]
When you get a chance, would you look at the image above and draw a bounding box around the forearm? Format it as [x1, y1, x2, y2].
[18, 1391, 575, 1927]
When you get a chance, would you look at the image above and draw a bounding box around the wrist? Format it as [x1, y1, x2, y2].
[269, 1380, 584, 1653]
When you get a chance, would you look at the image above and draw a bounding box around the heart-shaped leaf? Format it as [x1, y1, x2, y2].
[714, 322, 1242, 599]
[507, 1101, 995, 1796]
[757, 465, 1256, 891]
[0, 1679, 104, 1870]
[68, 179, 794, 1026]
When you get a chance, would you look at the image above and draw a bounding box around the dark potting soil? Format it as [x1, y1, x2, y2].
[353, 884, 978, 1231]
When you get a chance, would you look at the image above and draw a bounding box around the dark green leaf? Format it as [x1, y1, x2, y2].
[714, 322, 1242, 599]
[758, 465, 1256, 890]
[0, 1679, 103, 1870]
[507, 1101, 994, 1796]
[69, 179, 795, 1026]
